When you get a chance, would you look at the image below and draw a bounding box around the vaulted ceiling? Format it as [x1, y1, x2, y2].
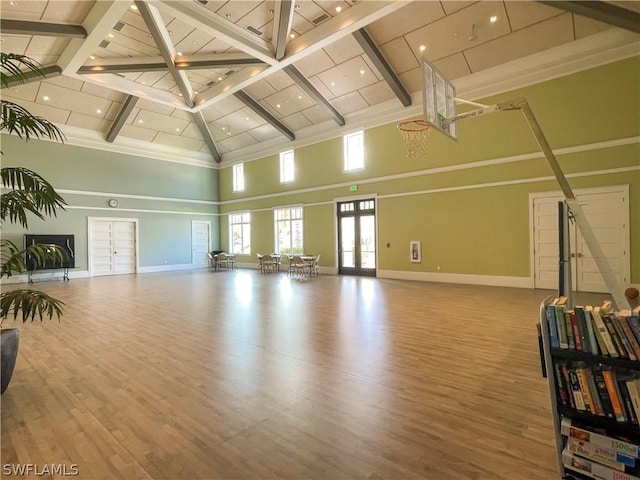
[1, 1, 639, 166]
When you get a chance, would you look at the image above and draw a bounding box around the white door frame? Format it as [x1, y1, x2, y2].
[87, 217, 140, 277]
[529, 185, 630, 290]
[191, 220, 211, 267]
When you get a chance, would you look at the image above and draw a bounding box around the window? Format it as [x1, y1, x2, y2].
[343, 131, 364, 171]
[232, 163, 244, 192]
[274, 207, 303, 254]
[229, 212, 251, 255]
[280, 150, 294, 183]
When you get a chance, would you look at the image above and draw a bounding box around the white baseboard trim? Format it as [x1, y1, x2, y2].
[1, 269, 91, 284]
[138, 263, 199, 274]
[377, 270, 534, 289]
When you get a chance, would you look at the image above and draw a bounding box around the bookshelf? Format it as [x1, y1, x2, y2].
[539, 297, 640, 480]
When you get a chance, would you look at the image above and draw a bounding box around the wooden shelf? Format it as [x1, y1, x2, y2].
[551, 348, 640, 371]
[558, 407, 640, 439]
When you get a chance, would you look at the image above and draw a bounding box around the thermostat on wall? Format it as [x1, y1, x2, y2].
[108, 198, 119, 208]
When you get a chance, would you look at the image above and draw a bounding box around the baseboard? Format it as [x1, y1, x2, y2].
[138, 263, 199, 274]
[377, 270, 534, 289]
[1, 269, 91, 284]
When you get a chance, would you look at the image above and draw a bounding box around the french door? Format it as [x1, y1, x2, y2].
[191, 220, 211, 268]
[337, 198, 376, 276]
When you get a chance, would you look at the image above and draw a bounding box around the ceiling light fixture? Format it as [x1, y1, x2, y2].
[89, 55, 96, 60]
[419, 44, 426, 52]
[96, 109, 102, 114]
[176, 52, 182, 56]
[43, 96, 49, 101]
[176, 128, 180, 132]
[108, 33, 114, 38]
[289, 33, 296, 39]
[359, 69, 365, 75]
[276, 104, 281, 108]
[335, 6, 342, 13]
[138, 119, 143, 124]
[130, 4, 137, 10]
[490, 15, 498, 23]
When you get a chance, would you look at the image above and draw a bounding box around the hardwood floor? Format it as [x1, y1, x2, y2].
[0, 270, 609, 479]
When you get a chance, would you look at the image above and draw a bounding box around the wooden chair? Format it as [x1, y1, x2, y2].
[312, 254, 321, 276]
[216, 252, 229, 271]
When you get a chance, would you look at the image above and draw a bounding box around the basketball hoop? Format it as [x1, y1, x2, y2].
[397, 119, 432, 159]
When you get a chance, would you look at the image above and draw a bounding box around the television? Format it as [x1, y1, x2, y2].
[24, 234, 75, 271]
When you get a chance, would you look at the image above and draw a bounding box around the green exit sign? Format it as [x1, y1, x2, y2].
[350, 185, 358, 192]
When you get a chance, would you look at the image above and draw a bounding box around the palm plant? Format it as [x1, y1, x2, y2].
[1, 52, 67, 322]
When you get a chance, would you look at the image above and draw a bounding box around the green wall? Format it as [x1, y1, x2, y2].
[1, 136, 220, 271]
[219, 57, 640, 283]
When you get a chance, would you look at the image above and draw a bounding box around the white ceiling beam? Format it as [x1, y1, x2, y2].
[135, 1, 194, 108]
[194, 1, 411, 109]
[273, 1, 295, 61]
[57, 1, 130, 76]
[158, 0, 277, 66]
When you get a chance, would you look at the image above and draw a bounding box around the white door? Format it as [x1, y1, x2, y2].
[192, 220, 210, 268]
[532, 187, 629, 293]
[89, 218, 137, 276]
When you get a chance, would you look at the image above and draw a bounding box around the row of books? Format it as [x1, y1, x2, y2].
[554, 361, 640, 425]
[546, 297, 640, 359]
[561, 417, 639, 480]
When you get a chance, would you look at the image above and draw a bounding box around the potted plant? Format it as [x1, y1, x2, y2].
[1, 53, 68, 393]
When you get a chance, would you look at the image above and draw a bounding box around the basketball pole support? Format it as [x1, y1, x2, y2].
[444, 97, 631, 310]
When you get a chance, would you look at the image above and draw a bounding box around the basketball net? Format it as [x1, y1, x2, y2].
[397, 120, 431, 159]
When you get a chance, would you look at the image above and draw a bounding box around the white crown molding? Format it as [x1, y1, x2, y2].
[57, 125, 219, 169]
[54, 30, 639, 169]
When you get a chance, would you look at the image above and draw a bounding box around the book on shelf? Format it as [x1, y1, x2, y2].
[576, 306, 596, 354]
[566, 437, 636, 471]
[546, 298, 561, 349]
[556, 296, 569, 349]
[603, 313, 629, 359]
[612, 315, 639, 361]
[626, 379, 640, 423]
[627, 316, 640, 347]
[593, 306, 618, 357]
[560, 417, 640, 459]
[620, 315, 640, 360]
[602, 368, 629, 423]
[563, 449, 640, 480]
[593, 366, 616, 420]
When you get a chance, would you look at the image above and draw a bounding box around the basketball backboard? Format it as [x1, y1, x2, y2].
[422, 57, 457, 140]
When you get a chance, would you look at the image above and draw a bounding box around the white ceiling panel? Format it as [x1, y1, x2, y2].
[300, 104, 331, 124]
[331, 91, 368, 115]
[119, 124, 157, 142]
[26, 37, 69, 58]
[5, 97, 71, 125]
[262, 84, 315, 117]
[432, 52, 472, 81]
[317, 56, 378, 97]
[246, 123, 280, 142]
[281, 111, 313, 131]
[359, 81, 396, 106]
[174, 29, 216, 56]
[397, 66, 424, 95]
[441, 2, 477, 15]
[215, 1, 262, 24]
[81, 82, 128, 102]
[1, 82, 39, 102]
[505, 2, 563, 31]
[366, 2, 445, 45]
[574, 15, 615, 39]
[464, 13, 575, 72]
[2, 35, 30, 54]
[170, 108, 193, 121]
[217, 131, 258, 151]
[133, 109, 190, 134]
[294, 49, 336, 78]
[38, 83, 113, 117]
[1, 1, 48, 18]
[40, 1, 94, 22]
[66, 112, 111, 133]
[104, 101, 124, 121]
[153, 131, 205, 151]
[44, 76, 84, 92]
[379, 37, 420, 75]
[294, 1, 329, 24]
[307, 75, 336, 100]
[323, 35, 363, 65]
[361, 54, 385, 82]
[165, 17, 199, 47]
[405, 2, 510, 62]
[243, 79, 277, 100]
[180, 122, 205, 141]
[264, 69, 296, 91]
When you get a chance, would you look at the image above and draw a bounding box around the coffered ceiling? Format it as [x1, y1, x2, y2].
[1, 1, 639, 166]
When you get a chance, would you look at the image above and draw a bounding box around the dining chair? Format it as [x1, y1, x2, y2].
[313, 254, 321, 276]
[216, 252, 229, 271]
[262, 254, 275, 274]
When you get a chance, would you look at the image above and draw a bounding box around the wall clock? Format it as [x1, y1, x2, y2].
[108, 199, 119, 208]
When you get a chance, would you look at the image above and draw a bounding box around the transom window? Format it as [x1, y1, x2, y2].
[343, 131, 364, 171]
[274, 207, 303, 254]
[280, 150, 294, 183]
[229, 212, 251, 255]
[232, 163, 244, 192]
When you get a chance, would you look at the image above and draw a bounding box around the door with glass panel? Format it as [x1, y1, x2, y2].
[337, 199, 376, 276]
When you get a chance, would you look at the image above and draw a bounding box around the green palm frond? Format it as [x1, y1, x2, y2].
[1, 167, 67, 228]
[1, 100, 66, 141]
[1, 240, 66, 278]
[0, 289, 65, 322]
[0, 53, 45, 87]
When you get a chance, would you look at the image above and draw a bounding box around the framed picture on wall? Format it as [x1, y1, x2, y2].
[410, 241, 421, 263]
